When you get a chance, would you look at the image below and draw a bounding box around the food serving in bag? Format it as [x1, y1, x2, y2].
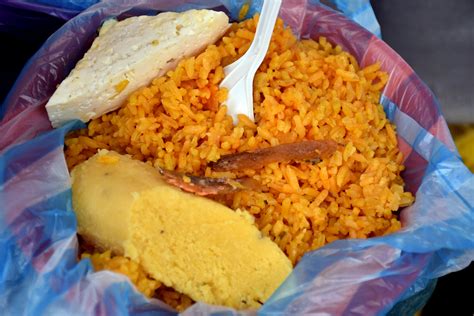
[44, 8, 415, 311]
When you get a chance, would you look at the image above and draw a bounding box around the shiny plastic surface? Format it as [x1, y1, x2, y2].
[0, 1, 472, 315]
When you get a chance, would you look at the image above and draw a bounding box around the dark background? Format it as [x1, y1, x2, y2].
[0, 1, 473, 315]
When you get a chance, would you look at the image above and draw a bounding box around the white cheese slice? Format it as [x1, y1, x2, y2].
[46, 9, 230, 127]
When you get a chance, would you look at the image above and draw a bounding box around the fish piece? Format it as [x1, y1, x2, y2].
[210, 139, 338, 171]
[159, 168, 242, 196]
[159, 168, 262, 196]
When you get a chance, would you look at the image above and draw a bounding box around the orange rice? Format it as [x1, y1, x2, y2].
[66, 14, 414, 305]
[82, 251, 193, 311]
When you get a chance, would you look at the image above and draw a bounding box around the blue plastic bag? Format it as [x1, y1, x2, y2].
[0, 0, 96, 20]
[0, 0, 473, 315]
[1, 0, 380, 35]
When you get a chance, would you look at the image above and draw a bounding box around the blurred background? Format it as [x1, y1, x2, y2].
[370, 3, 473, 312]
[371, 1, 474, 186]
[0, 0, 472, 315]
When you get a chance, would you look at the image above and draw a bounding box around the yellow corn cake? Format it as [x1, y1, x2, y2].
[71, 150, 292, 309]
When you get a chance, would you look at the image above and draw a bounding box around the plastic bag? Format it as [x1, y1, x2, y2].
[0, 0, 97, 20]
[1, 1, 473, 315]
[1, 0, 380, 35]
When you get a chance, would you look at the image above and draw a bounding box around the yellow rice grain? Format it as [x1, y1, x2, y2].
[82, 251, 160, 298]
[83, 251, 193, 311]
[66, 14, 415, 304]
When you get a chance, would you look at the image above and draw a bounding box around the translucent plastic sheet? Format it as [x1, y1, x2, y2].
[1, 0, 380, 34]
[0, 1, 472, 315]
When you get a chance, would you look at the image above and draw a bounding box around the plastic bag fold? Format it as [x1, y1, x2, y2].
[0, 1, 472, 315]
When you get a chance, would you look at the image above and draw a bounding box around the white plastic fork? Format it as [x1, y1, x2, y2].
[220, 0, 282, 124]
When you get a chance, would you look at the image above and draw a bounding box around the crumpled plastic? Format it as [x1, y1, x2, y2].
[1, 0, 380, 35]
[0, 1, 473, 315]
[1, 0, 97, 20]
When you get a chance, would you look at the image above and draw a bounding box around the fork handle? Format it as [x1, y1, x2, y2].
[244, 0, 282, 67]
